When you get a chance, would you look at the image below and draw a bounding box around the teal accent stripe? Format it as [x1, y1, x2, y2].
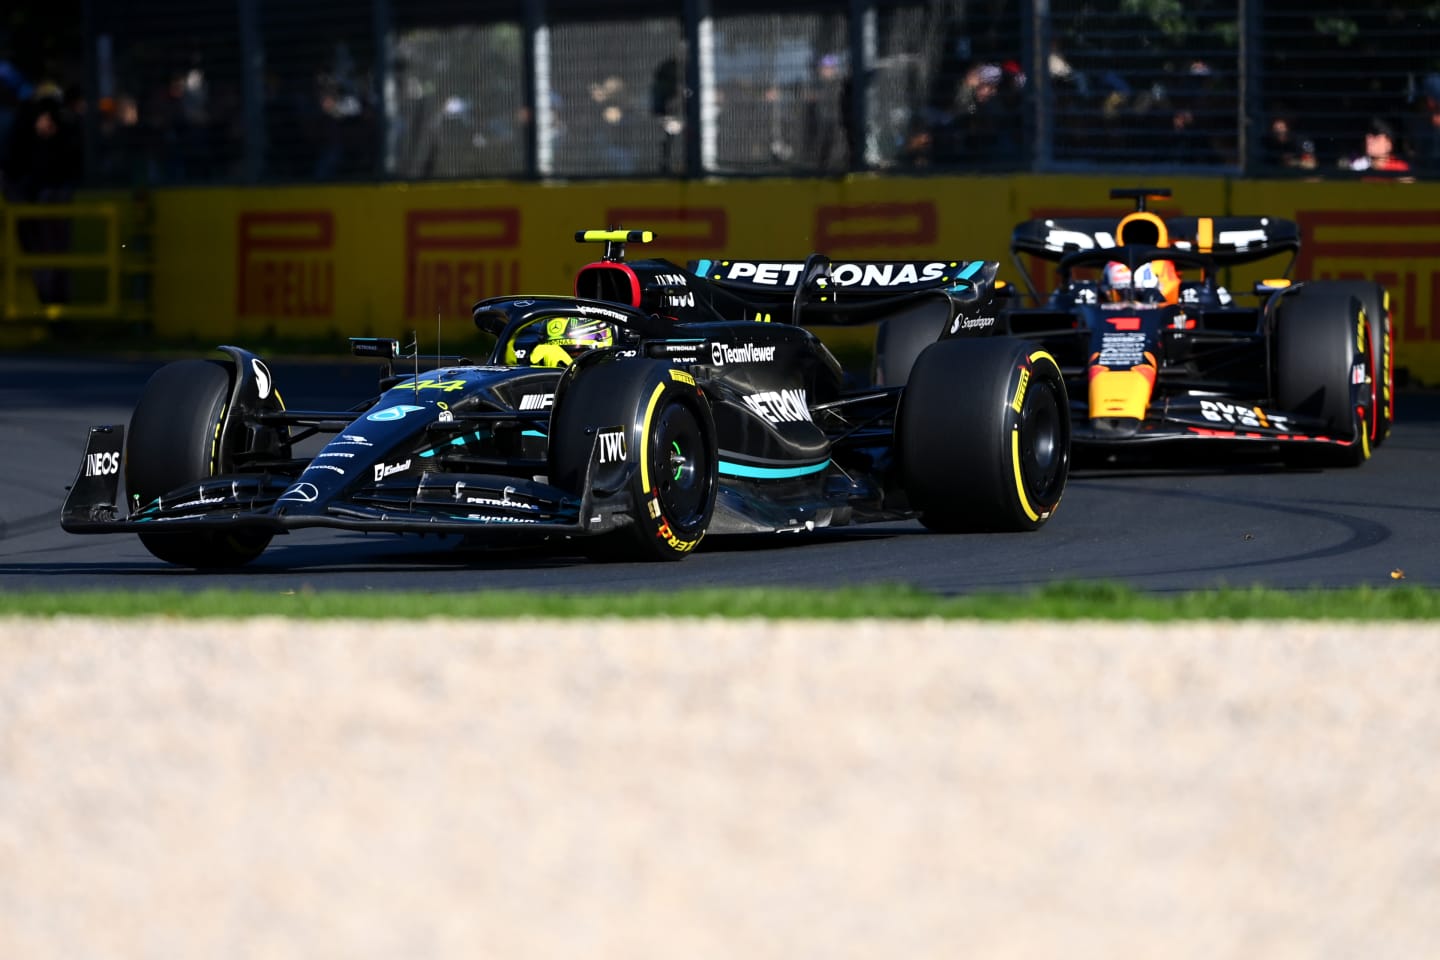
[958, 260, 985, 280]
[719, 458, 830, 479]
[422, 430, 490, 457]
[695, 259, 713, 276]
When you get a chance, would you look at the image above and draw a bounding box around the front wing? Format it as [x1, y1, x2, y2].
[61, 424, 636, 542]
[1072, 395, 1366, 453]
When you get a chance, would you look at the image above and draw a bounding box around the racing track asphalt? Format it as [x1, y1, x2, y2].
[2, 353, 1437, 594]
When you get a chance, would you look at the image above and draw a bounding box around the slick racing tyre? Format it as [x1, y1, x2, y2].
[898, 338, 1069, 532]
[550, 358, 717, 561]
[1274, 288, 1372, 468]
[1313, 279, 1393, 447]
[127, 359, 273, 567]
[872, 311, 947, 387]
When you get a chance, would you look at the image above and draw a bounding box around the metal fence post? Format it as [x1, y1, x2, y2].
[1028, 0, 1051, 172]
[238, 0, 264, 184]
[848, 0, 870, 174]
[1240, 0, 1261, 175]
[371, 0, 393, 180]
[683, 0, 707, 177]
[524, 0, 545, 180]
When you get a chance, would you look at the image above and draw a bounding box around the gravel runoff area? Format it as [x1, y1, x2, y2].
[2, 616, 1438, 960]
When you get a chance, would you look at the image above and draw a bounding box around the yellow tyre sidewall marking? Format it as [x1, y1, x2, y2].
[1008, 351, 1061, 525]
[210, 404, 226, 477]
[1011, 428, 1039, 523]
[639, 382, 666, 493]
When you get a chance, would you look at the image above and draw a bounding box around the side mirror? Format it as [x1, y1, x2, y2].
[1253, 278, 1292, 296]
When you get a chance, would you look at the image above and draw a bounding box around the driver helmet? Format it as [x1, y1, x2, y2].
[1101, 259, 1180, 304]
[1101, 261, 1132, 299]
[528, 316, 615, 367]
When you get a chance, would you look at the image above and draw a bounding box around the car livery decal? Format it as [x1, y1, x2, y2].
[367, 404, 425, 422]
[1011, 350, 1061, 523]
[717, 458, 830, 479]
[694, 259, 982, 289]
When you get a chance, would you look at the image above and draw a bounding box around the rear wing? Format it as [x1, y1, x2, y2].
[688, 256, 998, 325]
[691, 257, 992, 295]
[1011, 216, 1300, 267]
[1009, 214, 1300, 304]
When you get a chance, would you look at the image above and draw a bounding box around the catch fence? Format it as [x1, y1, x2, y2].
[66, 0, 1440, 186]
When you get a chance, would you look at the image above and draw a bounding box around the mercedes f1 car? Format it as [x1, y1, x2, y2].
[990, 187, 1393, 466]
[61, 229, 1069, 567]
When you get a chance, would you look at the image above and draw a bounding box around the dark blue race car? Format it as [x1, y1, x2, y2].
[995, 187, 1393, 466]
[62, 229, 1069, 567]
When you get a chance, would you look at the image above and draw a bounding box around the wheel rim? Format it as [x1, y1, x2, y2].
[651, 399, 710, 526]
[1019, 377, 1065, 503]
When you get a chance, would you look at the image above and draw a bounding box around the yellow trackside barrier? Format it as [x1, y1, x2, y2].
[0, 201, 152, 323]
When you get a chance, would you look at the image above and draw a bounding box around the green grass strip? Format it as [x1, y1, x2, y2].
[1, 582, 1436, 620]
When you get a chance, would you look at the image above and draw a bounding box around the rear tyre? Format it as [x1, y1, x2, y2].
[899, 338, 1069, 532]
[550, 359, 717, 561]
[127, 359, 273, 567]
[1274, 289, 1371, 468]
[1312, 279, 1392, 446]
[873, 312, 947, 387]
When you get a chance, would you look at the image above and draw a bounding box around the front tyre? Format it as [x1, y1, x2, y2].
[899, 338, 1069, 532]
[127, 359, 273, 567]
[550, 359, 717, 561]
[1274, 288, 1371, 468]
[1310, 279, 1392, 447]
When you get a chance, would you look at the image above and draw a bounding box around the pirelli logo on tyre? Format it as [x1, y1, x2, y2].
[1011, 366, 1030, 414]
[654, 513, 699, 553]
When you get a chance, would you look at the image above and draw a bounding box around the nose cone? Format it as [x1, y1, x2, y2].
[1087, 367, 1156, 421]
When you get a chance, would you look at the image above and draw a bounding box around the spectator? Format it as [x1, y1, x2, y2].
[800, 53, 848, 172]
[95, 91, 149, 185]
[929, 61, 1004, 166]
[583, 74, 636, 175]
[310, 74, 369, 180]
[1342, 117, 1410, 175]
[1261, 114, 1317, 171]
[1167, 59, 1233, 166]
[0, 59, 32, 170]
[1047, 40, 1087, 96]
[898, 117, 934, 169]
[650, 53, 684, 173]
[412, 95, 485, 179]
[1406, 74, 1440, 176]
[1, 83, 84, 305]
[149, 66, 212, 183]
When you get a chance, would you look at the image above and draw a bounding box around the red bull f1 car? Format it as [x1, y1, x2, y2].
[62, 230, 1069, 567]
[993, 187, 1393, 466]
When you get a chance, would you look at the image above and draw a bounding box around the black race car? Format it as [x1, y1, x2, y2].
[62, 229, 1069, 568]
[988, 187, 1392, 466]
